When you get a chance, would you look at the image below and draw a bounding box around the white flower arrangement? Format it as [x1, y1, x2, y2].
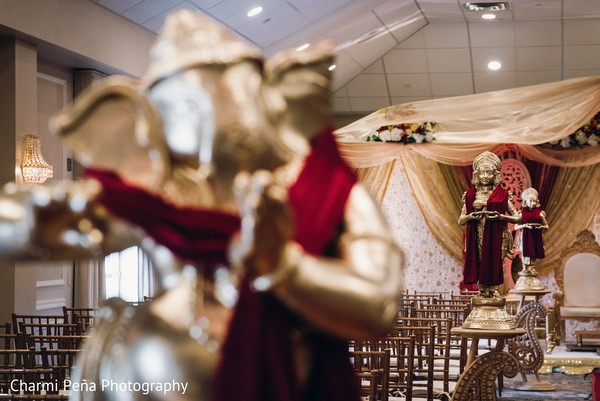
[545, 112, 599, 149]
[366, 122, 437, 144]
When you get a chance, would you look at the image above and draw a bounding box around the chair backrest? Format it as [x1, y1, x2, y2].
[392, 324, 435, 400]
[17, 323, 82, 337]
[62, 307, 97, 334]
[12, 315, 66, 326]
[349, 349, 391, 401]
[396, 315, 467, 395]
[62, 307, 96, 319]
[554, 230, 600, 308]
[24, 334, 86, 351]
[416, 305, 469, 327]
[0, 348, 35, 369]
[357, 336, 415, 401]
[11, 315, 69, 350]
[0, 322, 20, 356]
[399, 291, 437, 308]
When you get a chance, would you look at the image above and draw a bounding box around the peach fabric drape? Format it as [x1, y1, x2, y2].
[354, 160, 395, 206]
[337, 142, 600, 169]
[399, 152, 468, 263]
[335, 75, 600, 275]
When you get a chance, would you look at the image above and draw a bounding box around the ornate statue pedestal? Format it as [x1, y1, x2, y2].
[513, 262, 547, 292]
[505, 302, 556, 392]
[462, 297, 517, 330]
[451, 327, 525, 401]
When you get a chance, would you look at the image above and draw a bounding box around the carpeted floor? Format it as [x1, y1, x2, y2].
[499, 372, 593, 400]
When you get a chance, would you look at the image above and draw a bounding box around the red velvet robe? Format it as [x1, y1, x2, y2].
[521, 207, 545, 259]
[463, 185, 509, 286]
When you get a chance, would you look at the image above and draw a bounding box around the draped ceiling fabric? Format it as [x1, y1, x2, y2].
[336, 75, 600, 275]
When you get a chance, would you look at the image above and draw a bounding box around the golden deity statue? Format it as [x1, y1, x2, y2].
[513, 187, 549, 291]
[0, 10, 403, 401]
[458, 151, 521, 329]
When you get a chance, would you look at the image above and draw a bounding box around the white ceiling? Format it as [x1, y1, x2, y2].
[89, 0, 600, 115]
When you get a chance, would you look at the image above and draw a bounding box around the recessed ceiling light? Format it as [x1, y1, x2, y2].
[488, 60, 502, 70]
[247, 6, 263, 17]
[482, 13, 496, 20]
[328, 64, 336, 71]
[296, 43, 310, 51]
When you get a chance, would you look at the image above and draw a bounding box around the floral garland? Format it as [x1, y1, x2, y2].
[366, 122, 437, 144]
[544, 111, 599, 149]
[365, 112, 600, 148]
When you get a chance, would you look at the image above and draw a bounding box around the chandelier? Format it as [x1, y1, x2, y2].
[21, 134, 53, 184]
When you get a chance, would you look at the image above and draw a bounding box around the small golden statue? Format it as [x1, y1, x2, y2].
[513, 188, 549, 291]
[458, 151, 521, 329]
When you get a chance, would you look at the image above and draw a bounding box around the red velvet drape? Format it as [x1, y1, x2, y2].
[213, 128, 360, 401]
[84, 168, 240, 269]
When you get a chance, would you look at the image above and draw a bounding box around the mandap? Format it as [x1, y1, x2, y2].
[334, 74, 600, 281]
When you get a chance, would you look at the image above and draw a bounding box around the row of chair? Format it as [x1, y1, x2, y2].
[0, 396, 68, 401]
[0, 308, 99, 396]
[350, 291, 477, 401]
[10, 307, 97, 337]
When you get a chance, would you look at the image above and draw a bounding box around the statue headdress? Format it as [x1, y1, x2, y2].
[143, 10, 262, 88]
[471, 151, 503, 187]
[522, 187, 540, 207]
[522, 187, 538, 199]
[472, 151, 501, 172]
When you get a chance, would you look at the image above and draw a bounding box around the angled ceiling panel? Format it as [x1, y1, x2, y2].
[87, 0, 600, 114]
[235, 3, 310, 47]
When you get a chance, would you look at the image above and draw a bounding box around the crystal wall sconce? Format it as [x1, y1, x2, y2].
[21, 134, 53, 184]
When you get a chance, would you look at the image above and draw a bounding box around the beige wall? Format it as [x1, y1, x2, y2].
[0, 38, 39, 323]
[0, 39, 76, 321]
[0, 0, 155, 77]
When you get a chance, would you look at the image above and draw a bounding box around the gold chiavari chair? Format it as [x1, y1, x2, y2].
[349, 349, 391, 401]
[396, 316, 461, 400]
[62, 307, 97, 334]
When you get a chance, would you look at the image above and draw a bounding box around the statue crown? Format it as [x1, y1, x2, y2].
[473, 151, 501, 171]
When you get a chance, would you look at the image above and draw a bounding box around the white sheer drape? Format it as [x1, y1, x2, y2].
[136, 247, 156, 301]
[74, 259, 105, 309]
[336, 75, 600, 158]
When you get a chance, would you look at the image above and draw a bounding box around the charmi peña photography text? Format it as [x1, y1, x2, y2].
[10, 379, 189, 395]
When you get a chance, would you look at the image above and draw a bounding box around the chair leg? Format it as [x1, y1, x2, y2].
[559, 319, 567, 346]
[545, 307, 557, 353]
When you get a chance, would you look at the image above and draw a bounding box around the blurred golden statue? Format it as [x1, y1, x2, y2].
[0, 10, 403, 401]
[459, 151, 520, 329]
